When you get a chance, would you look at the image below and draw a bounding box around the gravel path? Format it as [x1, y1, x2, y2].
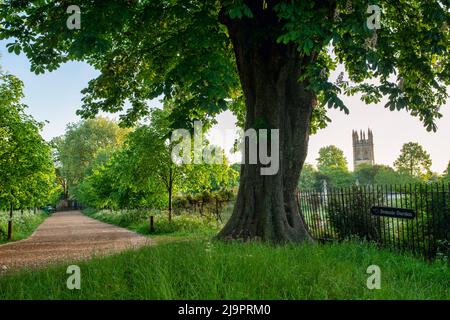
[0, 211, 152, 273]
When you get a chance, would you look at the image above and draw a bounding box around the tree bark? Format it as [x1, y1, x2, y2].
[7, 203, 13, 241]
[168, 167, 173, 223]
[217, 3, 318, 243]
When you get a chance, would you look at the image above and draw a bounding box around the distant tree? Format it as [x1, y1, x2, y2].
[53, 117, 130, 197]
[317, 145, 348, 171]
[314, 166, 354, 190]
[75, 108, 238, 219]
[354, 164, 400, 185]
[374, 166, 419, 185]
[427, 172, 441, 183]
[75, 147, 167, 211]
[442, 161, 450, 183]
[394, 142, 432, 180]
[50, 136, 68, 199]
[125, 111, 181, 221]
[298, 163, 317, 191]
[354, 163, 378, 185]
[127, 109, 237, 220]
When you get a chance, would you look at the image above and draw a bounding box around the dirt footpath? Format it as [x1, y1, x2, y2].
[0, 211, 152, 273]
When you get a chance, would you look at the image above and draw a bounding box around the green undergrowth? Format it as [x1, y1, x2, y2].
[0, 211, 47, 244]
[0, 240, 448, 299]
[82, 208, 222, 242]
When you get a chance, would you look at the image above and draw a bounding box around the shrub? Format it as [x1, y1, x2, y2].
[406, 184, 450, 257]
[328, 186, 384, 241]
[173, 189, 236, 219]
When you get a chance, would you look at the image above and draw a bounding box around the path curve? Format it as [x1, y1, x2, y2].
[0, 211, 152, 273]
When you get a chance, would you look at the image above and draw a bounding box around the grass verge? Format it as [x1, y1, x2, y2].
[0, 240, 448, 299]
[82, 208, 222, 243]
[0, 211, 47, 244]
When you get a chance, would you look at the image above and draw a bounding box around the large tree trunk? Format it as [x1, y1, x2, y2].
[217, 3, 318, 243]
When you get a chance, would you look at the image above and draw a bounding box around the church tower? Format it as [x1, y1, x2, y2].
[352, 129, 375, 169]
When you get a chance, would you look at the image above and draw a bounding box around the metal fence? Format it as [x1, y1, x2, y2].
[298, 183, 450, 260]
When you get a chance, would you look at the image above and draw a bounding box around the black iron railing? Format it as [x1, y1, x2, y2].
[298, 183, 450, 260]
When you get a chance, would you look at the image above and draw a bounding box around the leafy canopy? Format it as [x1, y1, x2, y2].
[52, 116, 130, 194]
[74, 108, 239, 210]
[394, 141, 432, 179]
[316, 145, 349, 171]
[355, 163, 420, 185]
[1, 0, 448, 131]
[0, 68, 59, 208]
[298, 163, 317, 190]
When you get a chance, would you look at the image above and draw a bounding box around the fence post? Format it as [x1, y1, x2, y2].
[149, 215, 155, 233]
[7, 203, 13, 240]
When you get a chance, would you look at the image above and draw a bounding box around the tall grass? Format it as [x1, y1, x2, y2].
[0, 240, 448, 299]
[83, 208, 223, 240]
[0, 210, 47, 243]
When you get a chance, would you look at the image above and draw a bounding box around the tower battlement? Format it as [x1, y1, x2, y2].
[352, 129, 375, 169]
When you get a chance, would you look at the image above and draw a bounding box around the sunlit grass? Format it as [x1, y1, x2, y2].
[0, 240, 448, 300]
[0, 211, 47, 244]
[83, 208, 222, 242]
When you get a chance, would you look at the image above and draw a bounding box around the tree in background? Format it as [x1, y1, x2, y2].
[353, 163, 419, 185]
[316, 145, 348, 171]
[0, 70, 59, 239]
[75, 108, 238, 221]
[394, 142, 432, 180]
[52, 117, 130, 199]
[2, 1, 449, 242]
[298, 164, 317, 191]
[442, 161, 450, 183]
[76, 146, 168, 211]
[50, 136, 69, 199]
[314, 146, 353, 189]
[125, 110, 180, 221]
[368, 164, 419, 185]
[314, 167, 354, 190]
[300, 159, 424, 191]
[354, 163, 381, 185]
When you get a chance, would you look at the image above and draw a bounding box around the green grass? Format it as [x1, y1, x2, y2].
[0, 211, 47, 244]
[0, 240, 448, 299]
[82, 208, 222, 243]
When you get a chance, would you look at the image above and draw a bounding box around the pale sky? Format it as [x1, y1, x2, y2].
[2, 41, 449, 174]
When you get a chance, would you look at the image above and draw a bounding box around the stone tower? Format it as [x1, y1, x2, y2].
[352, 129, 375, 169]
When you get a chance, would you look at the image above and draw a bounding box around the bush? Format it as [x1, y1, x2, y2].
[328, 186, 384, 241]
[173, 189, 236, 221]
[406, 184, 450, 257]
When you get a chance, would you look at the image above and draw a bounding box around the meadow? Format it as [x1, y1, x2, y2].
[0, 239, 448, 300]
